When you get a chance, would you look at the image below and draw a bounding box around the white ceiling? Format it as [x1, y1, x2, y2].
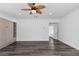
[0, 3, 79, 19]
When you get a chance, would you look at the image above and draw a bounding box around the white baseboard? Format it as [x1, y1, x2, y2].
[16, 39, 49, 41]
[0, 40, 16, 49]
[59, 39, 79, 50]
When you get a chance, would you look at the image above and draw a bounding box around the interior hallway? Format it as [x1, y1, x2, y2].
[0, 37, 79, 56]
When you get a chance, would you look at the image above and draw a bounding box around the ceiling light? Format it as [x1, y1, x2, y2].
[21, 3, 46, 15]
[31, 10, 36, 14]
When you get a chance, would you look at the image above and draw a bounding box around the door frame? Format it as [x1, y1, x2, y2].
[49, 22, 59, 40]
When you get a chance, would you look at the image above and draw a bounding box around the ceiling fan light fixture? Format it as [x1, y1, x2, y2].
[31, 10, 36, 14]
[21, 3, 46, 15]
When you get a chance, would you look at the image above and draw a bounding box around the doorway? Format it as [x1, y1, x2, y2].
[49, 23, 58, 49]
[49, 23, 58, 40]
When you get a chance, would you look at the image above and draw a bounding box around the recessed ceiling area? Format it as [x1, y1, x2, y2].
[0, 3, 79, 19]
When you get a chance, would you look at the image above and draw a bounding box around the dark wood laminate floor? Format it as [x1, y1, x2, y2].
[0, 38, 79, 56]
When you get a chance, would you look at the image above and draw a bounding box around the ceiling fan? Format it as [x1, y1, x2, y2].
[21, 3, 46, 14]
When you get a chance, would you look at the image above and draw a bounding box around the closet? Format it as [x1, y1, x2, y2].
[0, 18, 16, 49]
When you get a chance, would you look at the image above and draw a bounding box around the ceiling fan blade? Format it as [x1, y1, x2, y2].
[36, 5, 45, 9]
[27, 3, 35, 8]
[21, 9, 31, 11]
[36, 9, 42, 14]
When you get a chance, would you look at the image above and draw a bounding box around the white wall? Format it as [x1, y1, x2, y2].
[17, 19, 59, 41]
[59, 9, 79, 50]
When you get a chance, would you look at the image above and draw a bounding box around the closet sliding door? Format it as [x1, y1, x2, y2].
[0, 18, 16, 49]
